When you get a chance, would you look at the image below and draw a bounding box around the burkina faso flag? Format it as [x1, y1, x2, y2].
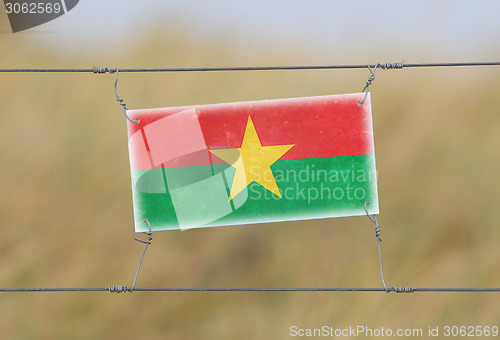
[127, 93, 378, 232]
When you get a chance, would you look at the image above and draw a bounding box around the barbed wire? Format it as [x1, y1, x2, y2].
[0, 61, 499, 73]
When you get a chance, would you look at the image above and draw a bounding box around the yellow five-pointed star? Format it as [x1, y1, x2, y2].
[210, 116, 294, 200]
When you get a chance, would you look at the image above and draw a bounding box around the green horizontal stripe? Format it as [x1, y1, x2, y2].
[131, 154, 378, 231]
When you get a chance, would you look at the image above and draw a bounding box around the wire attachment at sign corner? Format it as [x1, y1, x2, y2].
[364, 202, 415, 294]
[113, 68, 140, 124]
[92, 66, 139, 123]
[364, 201, 389, 292]
[357, 60, 404, 106]
[129, 219, 154, 292]
[364, 202, 381, 241]
[358, 64, 379, 106]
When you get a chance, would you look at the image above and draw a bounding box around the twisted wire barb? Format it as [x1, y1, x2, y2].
[108, 286, 128, 294]
[379, 61, 404, 69]
[92, 67, 114, 74]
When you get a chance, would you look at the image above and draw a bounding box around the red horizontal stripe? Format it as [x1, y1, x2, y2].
[127, 93, 374, 170]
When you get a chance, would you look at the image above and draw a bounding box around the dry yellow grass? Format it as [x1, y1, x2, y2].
[1, 17, 500, 340]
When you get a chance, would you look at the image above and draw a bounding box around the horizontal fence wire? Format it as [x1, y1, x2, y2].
[1, 287, 500, 293]
[0, 62, 499, 73]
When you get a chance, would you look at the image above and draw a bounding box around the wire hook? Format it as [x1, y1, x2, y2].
[365, 201, 389, 292]
[358, 64, 378, 106]
[108, 219, 153, 294]
[129, 218, 153, 292]
[113, 68, 140, 123]
[364, 202, 415, 294]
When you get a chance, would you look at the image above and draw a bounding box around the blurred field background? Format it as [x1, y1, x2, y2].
[1, 2, 500, 339]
